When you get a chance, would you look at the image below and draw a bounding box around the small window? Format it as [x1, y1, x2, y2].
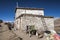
[26, 25, 35, 31]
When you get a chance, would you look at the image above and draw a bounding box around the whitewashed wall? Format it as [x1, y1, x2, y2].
[15, 18, 20, 29]
[20, 16, 54, 31]
[15, 9, 44, 18]
[44, 18, 54, 30]
[15, 8, 54, 31]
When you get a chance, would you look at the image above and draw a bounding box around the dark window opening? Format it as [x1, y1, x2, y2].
[30, 30, 36, 35]
[0, 25, 2, 27]
[8, 26, 12, 30]
[26, 25, 36, 35]
[18, 37, 23, 40]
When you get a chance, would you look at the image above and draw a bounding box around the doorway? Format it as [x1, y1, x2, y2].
[26, 25, 36, 35]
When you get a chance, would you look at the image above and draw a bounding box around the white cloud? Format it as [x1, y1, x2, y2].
[54, 17, 60, 20]
[4, 21, 14, 23]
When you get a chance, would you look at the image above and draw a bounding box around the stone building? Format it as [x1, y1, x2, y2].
[14, 7, 54, 40]
[15, 7, 54, 31]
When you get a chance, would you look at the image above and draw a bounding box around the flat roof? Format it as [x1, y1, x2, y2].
[16, 14, 54, 19]
[16, 7, 44, 10]
[15, 7, 44, 12]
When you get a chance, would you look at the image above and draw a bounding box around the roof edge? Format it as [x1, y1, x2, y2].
[15, 7, 44, 13]
[16, 7, 44, 10]
[16, 14, 54, 19]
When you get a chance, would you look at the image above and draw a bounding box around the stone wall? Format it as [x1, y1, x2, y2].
[21, 16, 54, 31]
[14, 18, 21, 29]
[15, 9, 44, 19]
[15, 15, 54, 31]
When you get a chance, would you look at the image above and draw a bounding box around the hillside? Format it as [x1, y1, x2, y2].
[54, 18, 60, 33]
[54, 18, 60, 26]
[0, 22, 20, 40]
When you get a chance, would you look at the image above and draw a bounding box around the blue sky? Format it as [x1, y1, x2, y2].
[0, 0, 60, 22]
